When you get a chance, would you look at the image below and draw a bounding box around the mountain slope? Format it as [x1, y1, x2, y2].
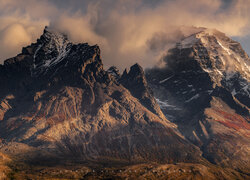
[146, 28, 250, 173]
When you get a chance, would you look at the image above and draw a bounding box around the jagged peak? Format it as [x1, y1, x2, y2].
[30, 27, 73, 76]
[120, 64, 145, 82]
[38, 26, 70, 52]
[120, 63, 147, 86]
[2, 26, 106, 80]
[129, 63, 144, 76]
[42, 26, 68, 41]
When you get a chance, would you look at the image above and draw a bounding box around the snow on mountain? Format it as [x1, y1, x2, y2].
[32, 27, 73, 76]
[176, 29, 250, 101]
[156, 98, 180, 110]
[159, 75, 175, 84]
[185, 94, 200, 103]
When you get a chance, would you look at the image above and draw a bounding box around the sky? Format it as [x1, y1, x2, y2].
[0, 0, 249, 69]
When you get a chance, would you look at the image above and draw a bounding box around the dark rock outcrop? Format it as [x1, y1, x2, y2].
[120, 63, 165, 119]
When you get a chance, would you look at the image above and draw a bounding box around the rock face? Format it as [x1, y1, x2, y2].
[0, 27, 202, 165]
[146, 29, 250, 173]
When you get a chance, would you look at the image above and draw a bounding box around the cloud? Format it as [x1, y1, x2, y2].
[0, 24, 31, 59]
[0, 15, 48, 61]
[0, 0, 249, 69]
[0, 0, 50, 61]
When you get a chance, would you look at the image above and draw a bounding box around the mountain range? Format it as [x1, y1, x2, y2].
[0, 27, 249, 179]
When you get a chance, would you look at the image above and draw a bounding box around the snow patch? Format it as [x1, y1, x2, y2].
[185, 94, 199, 103]
[207, 90, 213, 94]
[159, 75, 174, 84]
[156, 99, 180, 110]
[232, 89, 237, 96]
[33, 44, 43, 69]
[217, 40, 232, 55]
[46, 46, 71, 68]
[242, 84, 250, 97]
[32, 29, 72, 75]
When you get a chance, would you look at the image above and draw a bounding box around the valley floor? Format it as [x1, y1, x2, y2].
[1, 160, 249, 180]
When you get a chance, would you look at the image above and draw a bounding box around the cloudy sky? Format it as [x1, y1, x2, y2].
[0, 0, 249, 69]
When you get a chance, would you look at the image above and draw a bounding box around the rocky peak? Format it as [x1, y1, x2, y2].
[30, 27, 73, 76]
[39, 26, 70, 48]
[0, 27, 109, 101]
[177, 29, 250, 83]
[128, 63, 144, 76]
[120, 63, 148, 92]
[151, 28, 250, 109]
[145, 28, 250, 172]
[121, 63, 165, 119]
[2, 26, 105, 79]
[121, 63, 147, 86]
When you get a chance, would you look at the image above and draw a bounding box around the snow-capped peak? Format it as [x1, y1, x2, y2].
[177, 29, 225, 49]
[41, 26, 70, 52]
[176, 28, 250, 99]
[32, 27, 72, 76]
[178, 29, 250, 79]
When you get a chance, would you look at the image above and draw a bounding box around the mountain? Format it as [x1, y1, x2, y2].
[0, 27, 203, 165]
[146, 29, 250, 173]
[0, 27, 249, 179]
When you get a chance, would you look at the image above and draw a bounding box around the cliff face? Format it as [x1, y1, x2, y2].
[146, 29, 250, 172]
[0, 27, 202, 165]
